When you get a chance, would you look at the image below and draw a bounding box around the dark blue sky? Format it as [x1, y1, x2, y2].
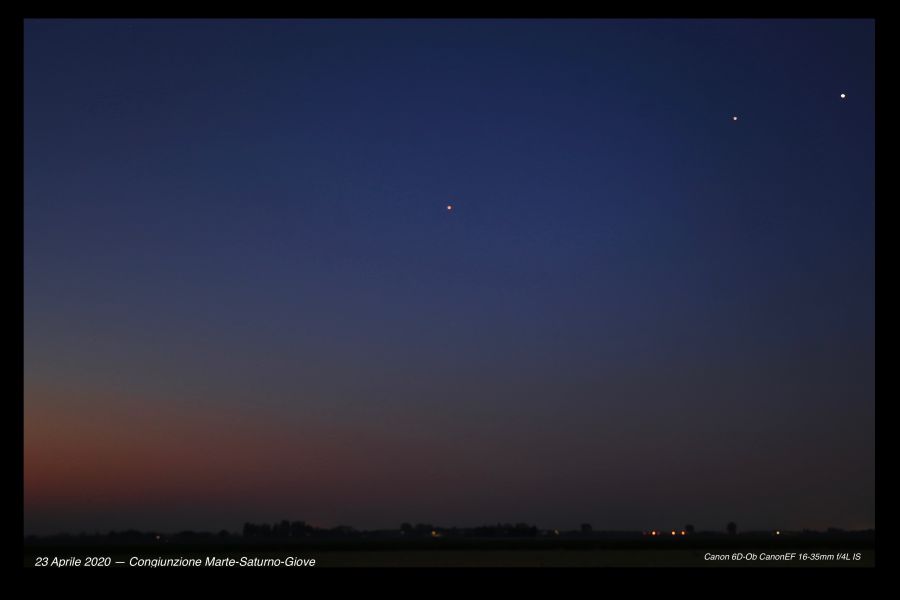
[25, 19, 874, 534]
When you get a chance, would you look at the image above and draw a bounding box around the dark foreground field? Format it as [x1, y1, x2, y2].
[24, 537, 875, 568]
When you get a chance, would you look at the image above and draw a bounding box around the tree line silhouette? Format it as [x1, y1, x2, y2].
[24, 521, 875, 545]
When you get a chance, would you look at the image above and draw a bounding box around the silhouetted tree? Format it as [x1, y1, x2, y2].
[685, 524, 695, 535]
[726, 521, 737, 535]
[290, 521, 312, 538]
[581, 523, 593, 534]
[330, 525, 357, 537]
[274, 520, 291, 538]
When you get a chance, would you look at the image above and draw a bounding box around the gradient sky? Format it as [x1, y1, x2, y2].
[24, 19, 875, 535]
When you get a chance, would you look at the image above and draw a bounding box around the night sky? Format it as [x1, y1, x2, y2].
[24, 19, 874, 535]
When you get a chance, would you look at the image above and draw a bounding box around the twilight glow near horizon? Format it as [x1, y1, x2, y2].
[24, 19, 874, 535]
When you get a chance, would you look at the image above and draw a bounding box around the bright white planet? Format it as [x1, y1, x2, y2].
[732, 116, 738, 121]
[446, 204, 454, 212]
[840, 93, 847, 99]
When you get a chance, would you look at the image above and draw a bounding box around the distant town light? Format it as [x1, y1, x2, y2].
[651, 530, 657, 536]
[775, 530, 781, 536]
[680, 530, 686, 536]
[671, 530, 676, 536]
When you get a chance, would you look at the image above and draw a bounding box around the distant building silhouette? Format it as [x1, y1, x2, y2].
[726, 521, 738, 535]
